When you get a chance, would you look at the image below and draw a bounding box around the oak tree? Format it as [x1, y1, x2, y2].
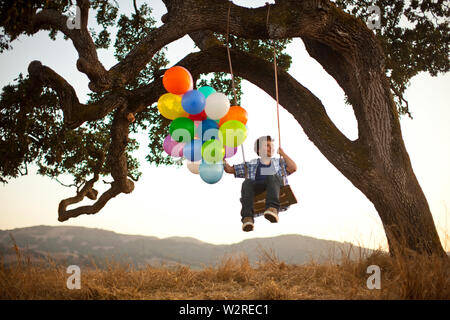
[0, 0, 448, 256]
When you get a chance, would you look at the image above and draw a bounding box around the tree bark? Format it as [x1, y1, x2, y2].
[366, 170, 445, 257]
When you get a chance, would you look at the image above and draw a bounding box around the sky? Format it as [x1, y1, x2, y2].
[0, 1, 449, 251]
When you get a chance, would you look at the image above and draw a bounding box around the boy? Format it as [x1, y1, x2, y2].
[224, 135, 297, 231]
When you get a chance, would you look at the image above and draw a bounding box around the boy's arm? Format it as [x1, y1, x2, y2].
[224, 160, 246, 178]
[278, 148, 297, 174]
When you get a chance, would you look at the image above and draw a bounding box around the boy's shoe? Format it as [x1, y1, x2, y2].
[242, 216, 254, 232]
[264, 207, 279, 223]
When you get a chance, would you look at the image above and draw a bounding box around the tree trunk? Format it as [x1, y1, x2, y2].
[353, 153, 446, 257]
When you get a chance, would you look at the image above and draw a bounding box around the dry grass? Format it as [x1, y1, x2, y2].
[1, 244, 449, 300]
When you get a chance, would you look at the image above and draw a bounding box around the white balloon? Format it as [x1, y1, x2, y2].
[186, 160, 201, 174]
[204, 92, 230, 120]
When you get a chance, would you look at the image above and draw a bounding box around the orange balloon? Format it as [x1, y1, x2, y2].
[163, 66, 193, 95]
[219, 106, 248, 127]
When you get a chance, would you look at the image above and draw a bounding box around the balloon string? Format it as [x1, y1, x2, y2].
[240, 144, 247, 170]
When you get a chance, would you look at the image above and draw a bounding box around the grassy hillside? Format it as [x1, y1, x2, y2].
[1, 226, 448, 300]
[1, 245, 448, 300]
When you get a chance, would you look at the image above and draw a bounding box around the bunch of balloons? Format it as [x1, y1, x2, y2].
[158, 66, 248, 184]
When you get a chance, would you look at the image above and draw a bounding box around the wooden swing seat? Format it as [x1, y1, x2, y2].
[252, 184, 298, 217]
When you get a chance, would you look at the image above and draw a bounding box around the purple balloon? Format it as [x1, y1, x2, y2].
[163, 134, 184, 157]
[223, 146, 238, 159]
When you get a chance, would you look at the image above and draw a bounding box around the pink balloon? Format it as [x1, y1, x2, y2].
[163, 134, 184, 157]
[223, 146, 238, 159]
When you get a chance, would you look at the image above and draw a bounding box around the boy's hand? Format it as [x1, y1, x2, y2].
[277, 147, 297, 174]
[223, 160, 235, 174]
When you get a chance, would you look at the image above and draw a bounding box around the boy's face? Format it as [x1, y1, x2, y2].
[259, 139, 274, 157]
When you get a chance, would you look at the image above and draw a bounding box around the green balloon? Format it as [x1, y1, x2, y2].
[198, 86, 216, 99]
[169, 117, 195, 142]
[219, 120, 247, 147]
[202, 139, 224, 163]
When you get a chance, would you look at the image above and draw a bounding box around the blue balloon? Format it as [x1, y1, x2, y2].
[183, 139, 203, 161]
[199, 160, 224, 184]
[182, 90, 206, 115]
[200, 119, 219, 141]
[206, 116, 220, 124]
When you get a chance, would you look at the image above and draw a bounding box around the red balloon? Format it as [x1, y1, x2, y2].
[188, 109, 207, 121]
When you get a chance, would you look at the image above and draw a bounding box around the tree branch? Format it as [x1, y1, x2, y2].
[27, 61, 126, 129]
[103, 0, 333, 89]
[133, 0, 140, 19]
[58, 158, 103, 222]
[189, 30, 222, 50]
[58, 105, 135, 222]
[29, 1, 109, 91]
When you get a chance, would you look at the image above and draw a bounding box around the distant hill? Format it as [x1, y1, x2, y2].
[0, 225, 373, 269]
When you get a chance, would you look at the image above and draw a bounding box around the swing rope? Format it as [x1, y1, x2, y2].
[266, 5, 282, 153]
[266, 5, 288, 179]
[225, 3, 286, 179]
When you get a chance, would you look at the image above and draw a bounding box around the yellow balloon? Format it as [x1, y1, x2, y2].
[157, 93, 188, 120]
[219, 120, 247, 147]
